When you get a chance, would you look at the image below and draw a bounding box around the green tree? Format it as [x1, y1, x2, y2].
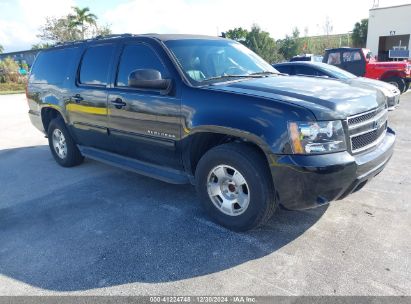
[245, 25, 283, 63]
[31, 42, 53, 50]
[69, 7, 98, 40]
[38, 16, 81, 42]
[0, 45, 3, 54]
[0, 57, 20, 83]
[278, 27, 301, 60]
[224, 27, 248, 42]
[95, 24, 112, 37]
[37, 7, 111, 43]
[352, 19, 368, 47]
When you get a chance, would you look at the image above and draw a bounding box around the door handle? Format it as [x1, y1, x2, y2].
[71, 94, 83, 103]
[111, 98, 127, 109]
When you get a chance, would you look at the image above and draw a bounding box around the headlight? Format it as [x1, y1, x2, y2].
[288, 121, 346, 154]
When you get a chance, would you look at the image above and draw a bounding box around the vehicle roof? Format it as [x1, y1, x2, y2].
[324, 47, 363, 51]
[274, 61, 329, 68]
[142, 34, 224, 41]
[47, 33, 225, 50]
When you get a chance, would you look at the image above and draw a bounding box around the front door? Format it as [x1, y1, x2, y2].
[67, 43, 117, 150]
[107, 42, 182, 170]
[341, 50, 366, 76]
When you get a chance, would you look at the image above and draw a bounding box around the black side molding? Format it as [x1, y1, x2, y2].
[78, 146, 190, 184]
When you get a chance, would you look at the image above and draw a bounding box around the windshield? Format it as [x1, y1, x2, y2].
[164, 39, 278, 84]
[363, 49, 374, 61]
[320, 63, 357, 80]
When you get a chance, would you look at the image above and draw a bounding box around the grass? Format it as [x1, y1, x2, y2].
[0, 82, 26, 95]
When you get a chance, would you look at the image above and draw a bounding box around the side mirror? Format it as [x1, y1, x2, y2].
[128, 69, 172, 94]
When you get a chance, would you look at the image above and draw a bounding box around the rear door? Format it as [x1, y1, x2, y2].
[106, 42, 182, 170]
[341, 50, 366, 76]
[67, 43, 117, 150]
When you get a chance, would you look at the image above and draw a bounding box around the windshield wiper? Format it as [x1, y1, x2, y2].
[249, 71, 284, 76]
[202, 74, 257, 82]
[202, 72, 282, 83]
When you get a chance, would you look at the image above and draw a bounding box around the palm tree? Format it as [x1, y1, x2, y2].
[0, 44, 4, 54]
[69, 7, 98, 40]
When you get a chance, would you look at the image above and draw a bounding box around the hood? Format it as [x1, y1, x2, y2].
[347, 77, 400, 97]
[207, 75, 385, 120]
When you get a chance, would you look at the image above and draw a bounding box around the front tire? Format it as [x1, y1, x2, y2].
[195, 143, 277, 231]
[47, 117, 84, 167]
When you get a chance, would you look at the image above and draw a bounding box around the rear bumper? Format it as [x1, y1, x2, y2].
[28, 110, 45, 134]
[269, 128, 395, 210]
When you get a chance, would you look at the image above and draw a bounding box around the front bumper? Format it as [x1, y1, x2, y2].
[387, 93, 400, 110]
[270, 127, 395, 210]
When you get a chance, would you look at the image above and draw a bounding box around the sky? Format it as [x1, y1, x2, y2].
[0, 0, 410, 52]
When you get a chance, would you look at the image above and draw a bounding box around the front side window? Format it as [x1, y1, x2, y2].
[164, 39, 278, 84]
[116, 44, 167, 87]
[79, 44, 116, 86]
[327, 52, 341, 65]
[343, 51, 362, 62]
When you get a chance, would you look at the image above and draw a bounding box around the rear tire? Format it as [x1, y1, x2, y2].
[195, 143, 278, 231]
[383, 76, 406, 93]
[47, 117, 84, 167]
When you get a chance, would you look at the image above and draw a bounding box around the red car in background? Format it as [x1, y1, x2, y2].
[324, 47, 410, 93]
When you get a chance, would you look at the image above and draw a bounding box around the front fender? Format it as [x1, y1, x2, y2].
[181, 86, 315, 154]
[379, 70, 408, 80]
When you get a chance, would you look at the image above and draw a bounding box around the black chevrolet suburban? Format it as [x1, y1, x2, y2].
[27, 34, 395, 231]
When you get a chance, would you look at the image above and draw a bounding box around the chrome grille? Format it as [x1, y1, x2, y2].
[347, 105, 388, 154]
[348, 111, 377, 126]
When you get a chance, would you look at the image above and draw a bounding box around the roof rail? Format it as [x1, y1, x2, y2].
[94, 33, 134, 40]
[52, 33, 135, 48]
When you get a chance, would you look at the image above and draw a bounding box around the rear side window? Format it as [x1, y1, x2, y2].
[30, 48, 78, 84]
[79, 44, 116, 86]
[116, 44, 167, 87]
[327, 52, 341, 65]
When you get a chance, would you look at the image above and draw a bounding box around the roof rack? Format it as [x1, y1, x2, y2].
[94, 33, 134, 40]
[53, 33, 135, 48]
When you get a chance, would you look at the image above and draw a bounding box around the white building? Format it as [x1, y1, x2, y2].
[367, 3, 411, 60]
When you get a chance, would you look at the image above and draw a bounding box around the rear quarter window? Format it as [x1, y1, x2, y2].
[30, 47, 79, 84]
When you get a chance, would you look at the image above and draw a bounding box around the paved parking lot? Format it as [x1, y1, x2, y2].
[0, 93, 410, 296]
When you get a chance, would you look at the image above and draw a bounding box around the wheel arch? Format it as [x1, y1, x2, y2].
[40, 106, 66, 134]
[379, 70, 407, 80]
[181, 126, 273, 179]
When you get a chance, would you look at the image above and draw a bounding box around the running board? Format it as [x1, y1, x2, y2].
[78, 146, 190, 184]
